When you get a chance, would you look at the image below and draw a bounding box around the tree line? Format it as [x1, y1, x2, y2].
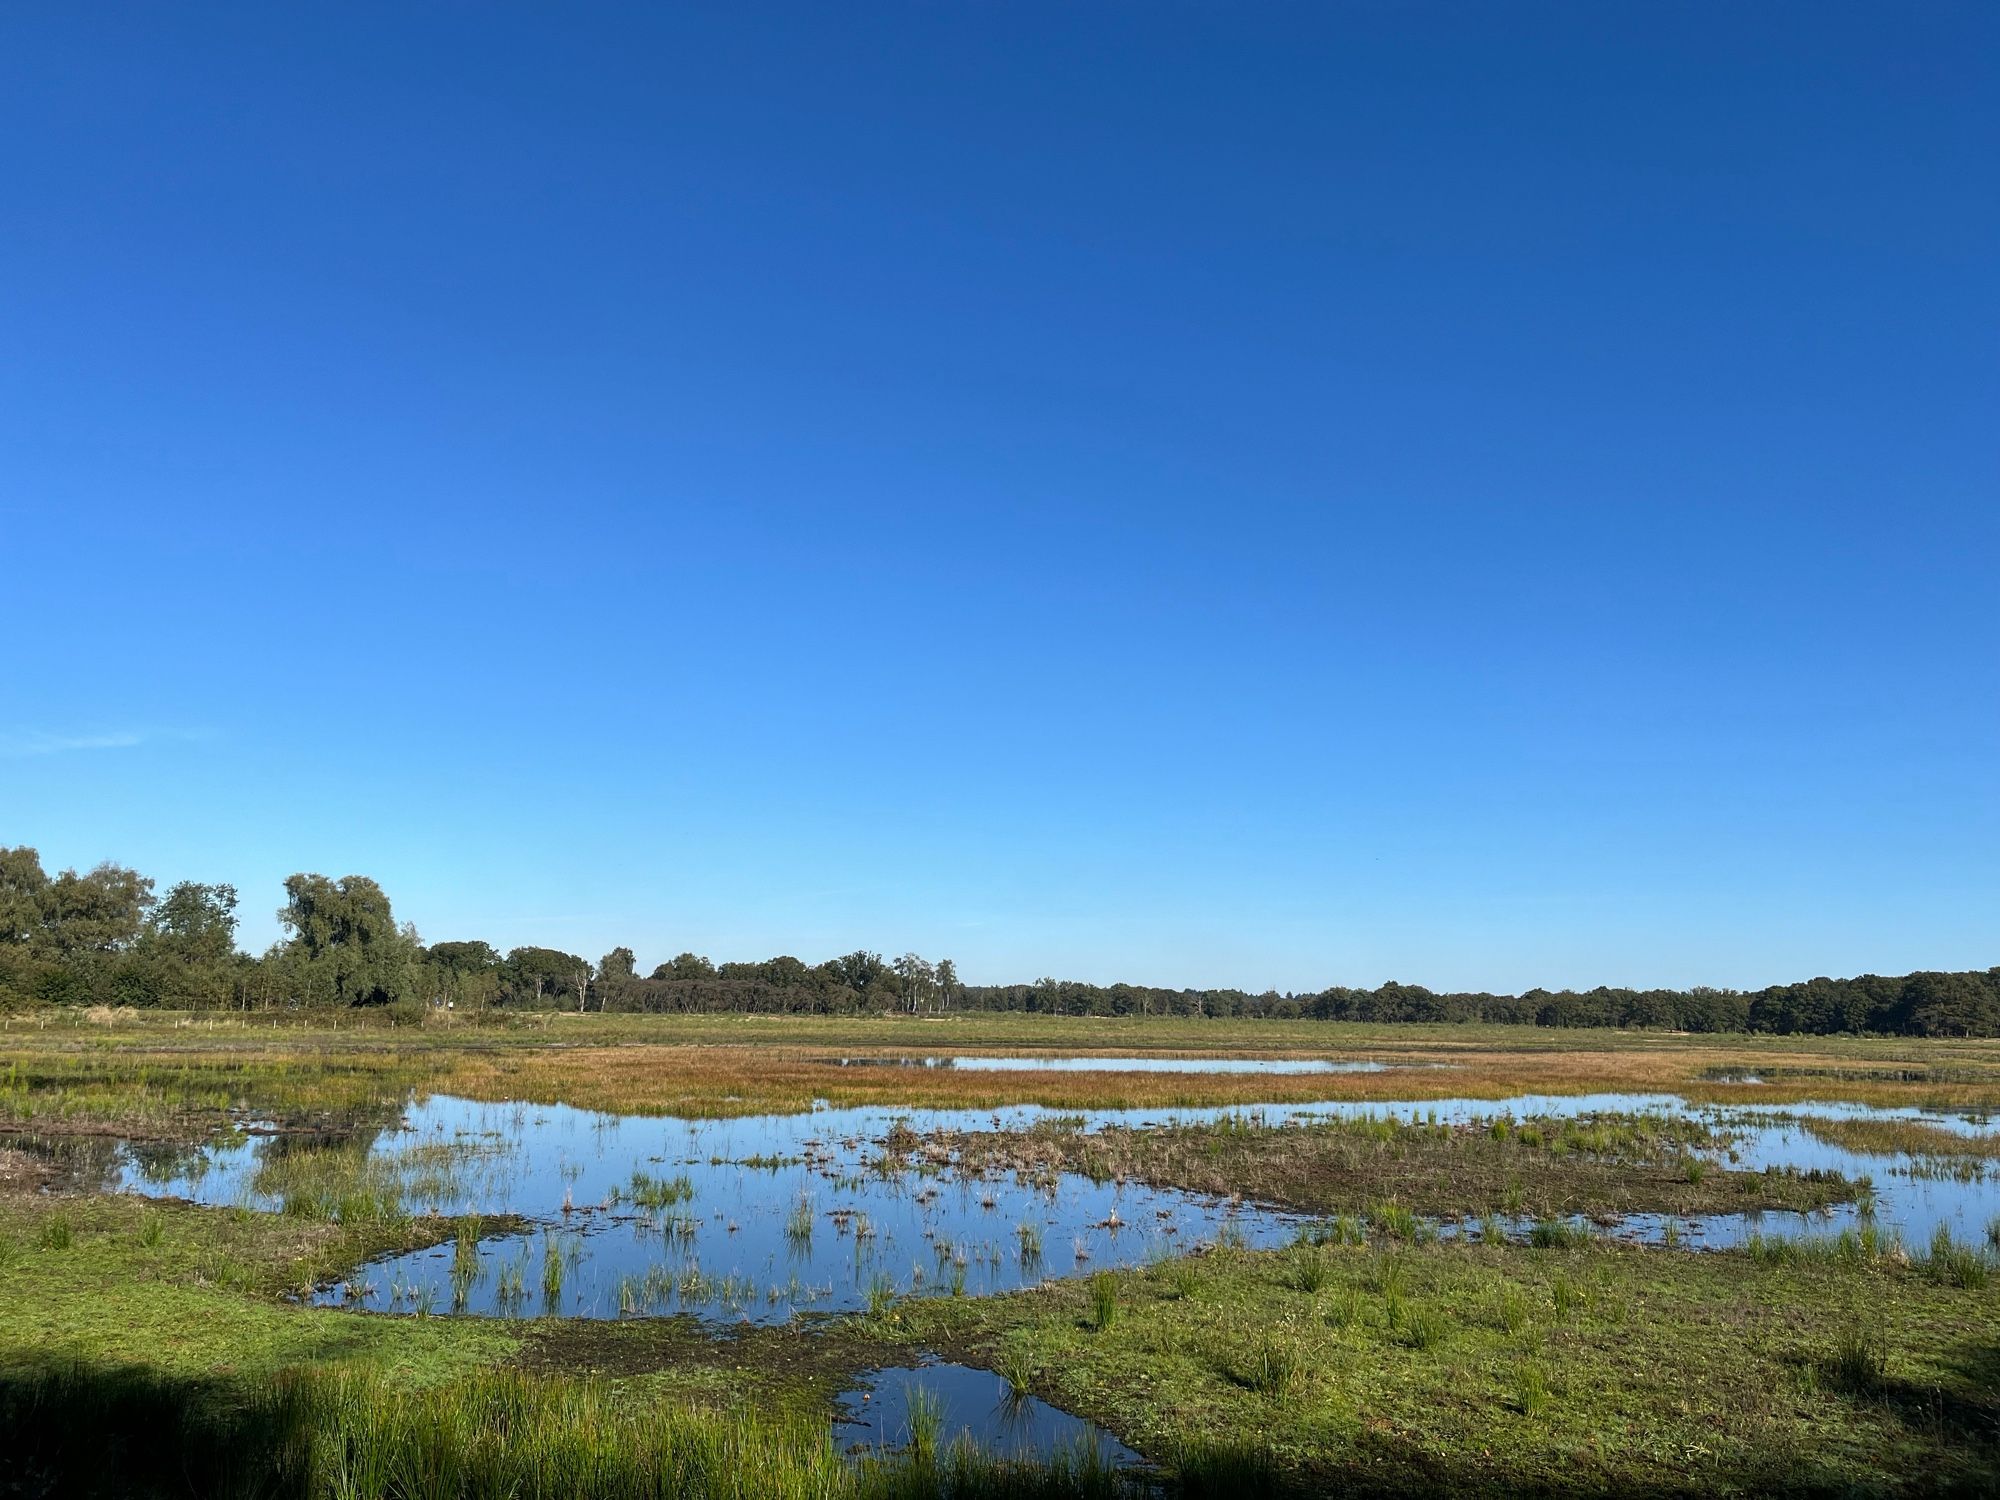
[1, 847, 1994, 1036]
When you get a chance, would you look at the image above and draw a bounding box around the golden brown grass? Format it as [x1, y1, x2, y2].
[1800, 1116, 2000, 1159]
[4, 1010, 2000, 1132]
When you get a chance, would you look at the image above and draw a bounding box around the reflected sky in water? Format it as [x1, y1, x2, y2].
[110, 1086, 2000, 1324]
[835, 1359, 1143, 1468]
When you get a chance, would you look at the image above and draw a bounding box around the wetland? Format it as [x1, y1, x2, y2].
[5, 1012, 2000, 1496]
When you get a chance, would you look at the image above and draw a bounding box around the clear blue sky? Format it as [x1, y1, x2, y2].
[3, 3, 1994, 993]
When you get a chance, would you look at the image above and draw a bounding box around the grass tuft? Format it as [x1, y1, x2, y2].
[1516, 1362, 1552, 1417]
[1827, 1326, 1889, 1392]
[1923, 1225, 1991, 1289]
[1087, 1270, 1119, 1331]
[1287, 1250, 1332, 1294]
[1397, 1303, 1447, 1351]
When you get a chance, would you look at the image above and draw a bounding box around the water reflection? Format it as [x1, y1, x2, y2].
[105, 1087, 2000, 1322]
[835, 1359, 1142, 1468]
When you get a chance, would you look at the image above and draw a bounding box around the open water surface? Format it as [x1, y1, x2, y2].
[111, 1085, 1999, 1324]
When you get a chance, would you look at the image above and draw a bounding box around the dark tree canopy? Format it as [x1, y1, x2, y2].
[0, 845, 1991, 1035]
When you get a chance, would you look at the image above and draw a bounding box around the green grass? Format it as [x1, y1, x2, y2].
[540, 1233, 565, 1305]
[1285, 1249, 1332, 1293]
[1528, 1216, 1588, 1249]
[881, 1233, 2000, 1496]
[1826, 1327, 1888, 1393]
[0, 1362, 1133, 1500]
[931, 1110, 1853, 1226]
[1922, 1225, 1992, 1289]
[1395, 1302, 1447, 1351]
[3, 1179, 1998, 1497]
[1514, 1361, 1552, 1418]
[785, 1196, 815, 1246]
[1087, 1271, 1119, 1331]
[1234, 1330, 1307, 1394]
[627, 1169, 696, 1209]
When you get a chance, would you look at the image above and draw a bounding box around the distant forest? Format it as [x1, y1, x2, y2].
[2, 848, 1995, 1037]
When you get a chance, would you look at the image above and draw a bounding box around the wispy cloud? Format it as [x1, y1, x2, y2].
[0, 728, 211, 758]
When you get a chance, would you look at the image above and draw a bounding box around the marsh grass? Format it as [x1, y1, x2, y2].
[1515, 1362, 1552, 1417]
[1016, 1220, 1043, 1273]
[993, 1343, 1033, 1398]
[930, 1105, 1852, 1229]
[786, 1196, 815, 1246]
[1827, 1327, 1889, 1393]
[1550, 1277, 1579, 1318]
[11, 1013, 2000, 1145]
[540, 1233, 565, 1304]
[1529, 1217, 1588, 1250]
[900, 1383, 944, 1463]
[1235, 1331, 1308, 1395]
[628, 1169, 696, 1209]
[1803, 1117, 2000, 1161]
[1087, 1271, 1119, 1331]
[495, 1257, 527, 1313]
[1922, 1225, 1992, 1289]
[137, 1209, 164, 1248]
[1747, 1226, 1898, 1268]
[1154, 1257, 1201, 1301]
[1371, 1201, 1418, 1240]
[1327, 1286, 1362, 1329]
[1169, 1435, 1282, 1498]
[1397, 1303, 1447, 1351]
[37, 1213, 73, 1251]
[1286, 1249, 1332, 1293]
[1371, 1254, 1408, 1299]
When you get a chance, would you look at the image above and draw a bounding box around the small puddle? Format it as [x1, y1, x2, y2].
[835, 1359, 1142, 1469]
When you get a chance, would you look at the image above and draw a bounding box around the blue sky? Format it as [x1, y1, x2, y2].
[3, 3, 1994, 992]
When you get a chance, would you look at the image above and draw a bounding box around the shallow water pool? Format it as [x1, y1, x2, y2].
[109, 1088, 2000, 1323]
[835, 1359, 1142, 1468]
